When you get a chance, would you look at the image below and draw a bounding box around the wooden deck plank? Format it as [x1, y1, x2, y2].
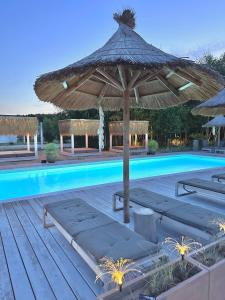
[12, 201, 77, 300]
[3, 202, 56, 300]
[0, 233, 14, 300]
[18, 200, 97, 300]
[0, 205, 35, 300]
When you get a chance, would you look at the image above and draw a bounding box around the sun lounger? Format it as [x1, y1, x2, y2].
[113, 188, 224, 240]
[176, 178, 225, 197]
[202, 147, 216, 153]
[212, 173, 225, 183]
[215, 147, 225, 154]
[43, 198, 161, 278]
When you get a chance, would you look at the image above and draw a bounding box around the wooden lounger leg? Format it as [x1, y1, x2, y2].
[112, 194, 124, 212]
[43, 208, 54, 228]
[212, 177, 225, 183]
[218, 178, 225, 183]
[175, 183, 197, 197]
[175, 183, 179, 197]
[112, 194, 133, 211]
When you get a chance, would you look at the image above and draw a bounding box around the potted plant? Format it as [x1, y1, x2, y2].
[45, 143, 58, 163]
[191, 236, 225, 300]
[140, 259, 204, 300]
[148, 140, 159, 155]
[97, 258, 208, 300]
[97, 236, 207, 300]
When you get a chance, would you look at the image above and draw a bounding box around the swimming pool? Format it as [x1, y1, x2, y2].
[1, 154, 225, 201]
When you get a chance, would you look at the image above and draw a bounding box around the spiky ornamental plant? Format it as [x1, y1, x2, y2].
[164, 236, 202, 260]
[96, 257, 141, 291]
[211, 218, 225, 235]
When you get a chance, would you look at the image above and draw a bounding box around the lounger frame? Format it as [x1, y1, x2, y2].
[212, 175, 225, 183]
[112, 193, 133, 211]
[175, 180, 225, 198]
[175, 182, 197, 197]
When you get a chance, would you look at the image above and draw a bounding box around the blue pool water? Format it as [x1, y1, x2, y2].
[1, 154, 225, 201]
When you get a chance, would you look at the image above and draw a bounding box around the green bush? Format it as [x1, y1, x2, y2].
[45, 143, 58, 163]
[148, 140, 159, 153]
[159, 145, 192, 153]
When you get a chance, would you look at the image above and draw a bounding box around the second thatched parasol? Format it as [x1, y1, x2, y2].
[192, 88, 225, 116]
[202, 115, 225, 146]
[34, 9, 224, 223]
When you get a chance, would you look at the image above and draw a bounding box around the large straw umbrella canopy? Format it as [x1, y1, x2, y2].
[202, 115, 225, 146]
[192, 88, 225, 116]
[34, 9, 224, 223]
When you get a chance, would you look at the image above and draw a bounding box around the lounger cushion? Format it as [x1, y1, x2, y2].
[45, 198, 114, 236]
[165, 204, 219, 235]
[116, 188, 222, 235]
[178, 178, 225, 194]
[75, 222, 158, 263]
[116, 188, 183, 213]
[45, 198, 159, 264]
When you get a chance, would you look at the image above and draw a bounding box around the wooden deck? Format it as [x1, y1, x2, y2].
[0, 150, 36, 163]
[1, 166, 225, 299]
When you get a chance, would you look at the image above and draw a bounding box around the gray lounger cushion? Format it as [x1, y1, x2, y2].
[115, 189, 183, 213]
[45, 198, 114, 237]
[178, 178, 225, 194]
[76, 222, 158, 262]
[116, 188, 222, 235]
[165, 204, 219, 235]
[45, 198, 158, 263]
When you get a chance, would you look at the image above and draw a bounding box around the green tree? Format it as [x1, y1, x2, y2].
[200, 53, 225, 76]
[43, 115, 59, 142]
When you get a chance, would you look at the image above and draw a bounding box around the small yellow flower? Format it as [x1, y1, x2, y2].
[175, 242, 189, 256]
[211, 218, 225, 235]
[112, 271, 123, 286]
[165, 236, 202, 260]
[96, 257, 141, 291]
[218, 222, 225, 234]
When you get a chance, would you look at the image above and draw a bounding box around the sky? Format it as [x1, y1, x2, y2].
[1, 0, 225, 115]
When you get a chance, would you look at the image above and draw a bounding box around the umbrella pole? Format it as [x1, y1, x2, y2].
[123, 89, 130, 223]
[218, 127, 221, 147]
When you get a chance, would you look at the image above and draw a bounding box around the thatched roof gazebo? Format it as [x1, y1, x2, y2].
[0, 116, 38, 158]
[202, 115, 225, 146]
[34, 9, 224, 223]
[58, 119, 100, 154]
[0, 116, 38, 136]
[109, 120, 149, 152]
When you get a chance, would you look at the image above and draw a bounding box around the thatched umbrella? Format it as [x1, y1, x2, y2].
[34, 9, 224, 223]
[192, 88, 225, 116]
[202, 115, 225, 146]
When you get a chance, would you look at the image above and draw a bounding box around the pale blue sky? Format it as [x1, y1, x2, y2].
[1, 0, 225, 115]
